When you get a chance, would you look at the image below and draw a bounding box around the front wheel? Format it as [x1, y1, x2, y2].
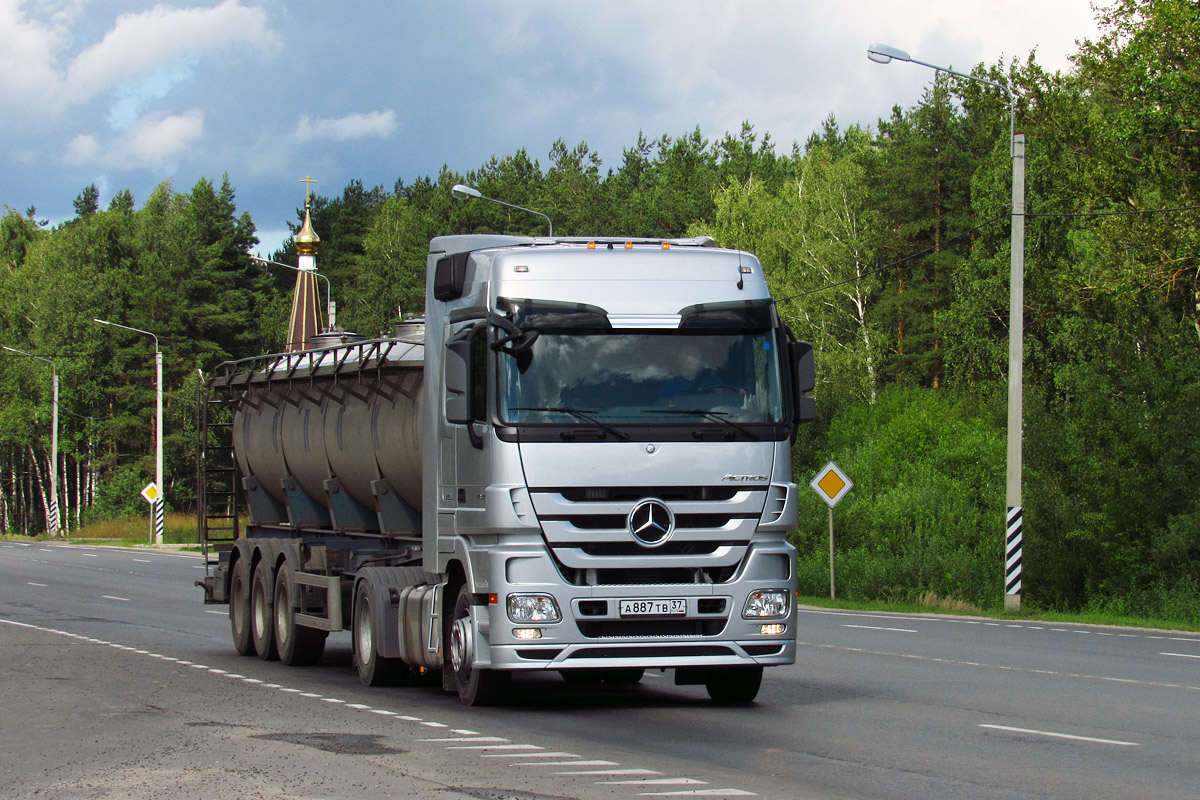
[448, 586, 509, 706]
[705, 665, 763, 704]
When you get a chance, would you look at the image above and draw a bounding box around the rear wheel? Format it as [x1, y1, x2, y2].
[250, 561, 278, 661]
[353, 580, 406, 686]
[704, 665, 762, 704]
[229, 557, 254, 656]
[448, 585, 509, 706]
[274, 567, 327, 666]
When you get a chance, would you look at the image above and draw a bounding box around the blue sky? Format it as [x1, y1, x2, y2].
[1, 1, 1102, 255]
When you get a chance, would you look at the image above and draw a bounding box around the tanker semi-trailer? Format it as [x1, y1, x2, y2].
[198, 234, 816, 705]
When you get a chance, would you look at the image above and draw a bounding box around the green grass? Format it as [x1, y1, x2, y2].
[2, 512, 202, 549]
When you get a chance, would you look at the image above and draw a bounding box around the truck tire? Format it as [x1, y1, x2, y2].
[704, 665, 763, 704]
[229, 557, 254, 656]
[274, 567, 327, 666]
[251, 561, 278, 661]
[448, 585, 509, 706]
[352, 579, 406, 686]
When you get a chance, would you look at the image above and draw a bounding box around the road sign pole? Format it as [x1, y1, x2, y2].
[828, 506, 836, 600]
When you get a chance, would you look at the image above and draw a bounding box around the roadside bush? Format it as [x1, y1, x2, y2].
[792, 386, 1005, 608]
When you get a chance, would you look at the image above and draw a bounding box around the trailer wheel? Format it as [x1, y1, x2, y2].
[274, 568, 327, 666]
[229, 557, 254, 656]
[448, 585, 509, 706]
[704, 665, 763, 704]
[352, 580, 406, 686]
[250, 561, 278, 661]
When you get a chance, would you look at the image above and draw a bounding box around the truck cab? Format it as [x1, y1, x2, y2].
[425, 235, 814, 703]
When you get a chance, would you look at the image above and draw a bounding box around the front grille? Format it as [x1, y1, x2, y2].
[567, 644, 736, 659]
[531, 484, 767, 585]
[557, 486, 741, 502]
[577, 619, 727, 638]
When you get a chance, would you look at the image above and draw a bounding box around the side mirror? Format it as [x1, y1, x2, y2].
[790, 340, 816, 423]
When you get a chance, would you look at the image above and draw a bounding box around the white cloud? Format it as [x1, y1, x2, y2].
[0, 0, 280, 118]
[64, 0, 279, 106]
[293, 111, 397, 143]
[65, 109, 205, 168]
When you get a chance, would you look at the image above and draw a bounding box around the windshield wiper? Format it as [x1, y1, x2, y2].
[641, 408, 760, 440]
[511, 406, 631, 441]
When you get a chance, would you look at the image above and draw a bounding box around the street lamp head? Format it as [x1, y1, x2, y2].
[867, 43, 911, 65]
[451, 184, 482, 200]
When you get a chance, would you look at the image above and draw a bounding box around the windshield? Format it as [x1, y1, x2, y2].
[499, 329, 784, 425]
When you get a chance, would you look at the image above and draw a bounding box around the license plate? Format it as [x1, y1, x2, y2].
[619, 598, 687, 616]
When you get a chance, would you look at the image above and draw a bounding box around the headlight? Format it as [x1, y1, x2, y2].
[743, 589, 789, 619]
[507, 593, 561, 623]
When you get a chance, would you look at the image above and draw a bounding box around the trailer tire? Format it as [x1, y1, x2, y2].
[251, 561, 278, 661]
[448, 585, 509, 706]
[353, 579, 406, 686]
[274, 567, 327, 666]
[229, 557, 254, 656]
[704, 665, 762, 704]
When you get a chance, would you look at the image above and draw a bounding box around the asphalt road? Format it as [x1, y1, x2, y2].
[1, 541, 1197, 799]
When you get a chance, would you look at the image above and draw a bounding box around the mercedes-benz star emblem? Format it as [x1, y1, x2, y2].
[628, 499, 674, 547]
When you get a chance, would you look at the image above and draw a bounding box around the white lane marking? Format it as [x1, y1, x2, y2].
[27, 582, 47, 587]
[604, 778, 707, 785]
[521, 760, 617, 768]
[101, 595, 129, 602]
[39, 549, 53, 553]
[422, 737, 510, 743]
[843, 624, 917, 634]
[82, 553, 98, 558]
[132, 559, 150, 563]
[979, 724, 1139, 747]
[637, 789, 756, 796]
[488, 752, 579, 759]
[204, 610, 226, 615]
[451, 744, 542, 751]
[796, 640, 1200, 692]
[558, 769, 661, 776]
[1161, 652, 1200, 660]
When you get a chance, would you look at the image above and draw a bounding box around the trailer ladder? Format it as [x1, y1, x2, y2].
[197, 381, 239, 600]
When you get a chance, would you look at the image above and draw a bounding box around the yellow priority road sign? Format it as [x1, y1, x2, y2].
[810, 461, 853, 508]
[141, 482, 159, 504]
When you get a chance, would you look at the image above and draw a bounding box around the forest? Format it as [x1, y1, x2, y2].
[1, 0, 1197, 620]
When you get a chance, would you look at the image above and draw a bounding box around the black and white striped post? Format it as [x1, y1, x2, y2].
[1006, 506, 1022, 602]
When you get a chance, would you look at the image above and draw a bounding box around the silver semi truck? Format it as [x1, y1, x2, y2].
[199, 234, 815, 705]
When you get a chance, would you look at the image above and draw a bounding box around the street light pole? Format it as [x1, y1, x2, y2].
[451, 184, 554, 237]
[3, 346, 59, 535]
[93, 319, 164, 545]
[252, 256, 336, 331]
[868, 43, 1025, 610]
